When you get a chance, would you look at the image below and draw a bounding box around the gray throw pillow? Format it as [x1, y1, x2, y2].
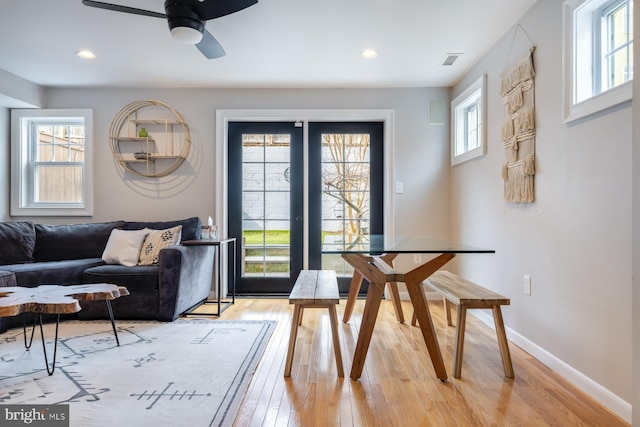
[0, 222, 36, 265]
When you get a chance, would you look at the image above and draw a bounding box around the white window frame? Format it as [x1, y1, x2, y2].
[451, 75, 486, 166]
[11, 109, 94, 216]
[562, 0, 633, 123]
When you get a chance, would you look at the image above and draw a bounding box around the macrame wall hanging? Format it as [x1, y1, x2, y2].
[501, 25, 536, 203]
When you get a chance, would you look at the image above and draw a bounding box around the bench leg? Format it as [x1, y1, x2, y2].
[284, 304, 302, 377]
[452, 304, 467, 378]
[343, 271, 363, 323]
[328, 305, 344, 377]
[492, 305, 515, 378]
[444, 298, 454, 327]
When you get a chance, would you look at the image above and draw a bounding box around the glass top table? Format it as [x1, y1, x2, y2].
[322, 234, 495, 255]
[327, 235, 494, 381]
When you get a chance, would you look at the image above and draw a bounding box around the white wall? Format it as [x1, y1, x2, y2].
[451, 0, 632, 421]
[40, 87, 450, 243]
[0, 70, 43, 221]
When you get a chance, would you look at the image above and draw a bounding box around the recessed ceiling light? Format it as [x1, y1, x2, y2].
[361, 49, 378, 59]
[76, 50, 96, 59]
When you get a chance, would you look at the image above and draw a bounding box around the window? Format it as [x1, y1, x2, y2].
[11, 109, 93, 216]
[451, 75, 486, 165]
[563, 0, 633, 122]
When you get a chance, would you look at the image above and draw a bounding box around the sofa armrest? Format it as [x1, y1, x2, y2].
[157, 244, 214, 321]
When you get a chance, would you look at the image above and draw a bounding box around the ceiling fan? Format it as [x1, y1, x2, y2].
[82, 0, 258, 59]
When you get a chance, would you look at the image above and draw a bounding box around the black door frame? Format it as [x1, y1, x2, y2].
[228, 121, 304, 294]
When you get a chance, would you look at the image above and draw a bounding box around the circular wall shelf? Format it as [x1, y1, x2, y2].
[109, 100, 191, 178]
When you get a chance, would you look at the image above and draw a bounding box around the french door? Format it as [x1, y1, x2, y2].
[308, 122, 384, 293]
[228, 122, 304, 294]
[228, 121, 383, 295]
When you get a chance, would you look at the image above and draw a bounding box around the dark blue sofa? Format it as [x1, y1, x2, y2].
[0, 217, 214, 331]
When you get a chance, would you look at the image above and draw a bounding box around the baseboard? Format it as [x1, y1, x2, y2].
[395, 290, 631, 423]
[472, 310, 632, 424]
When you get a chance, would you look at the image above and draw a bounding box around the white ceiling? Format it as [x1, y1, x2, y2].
[0, 0, 538, 89]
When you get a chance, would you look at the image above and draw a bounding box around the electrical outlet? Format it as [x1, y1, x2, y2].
[413, 254, 422, 264]
[523, 275, 531, 296]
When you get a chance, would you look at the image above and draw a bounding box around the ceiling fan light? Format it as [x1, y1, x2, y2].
[170, 26, 203, 44]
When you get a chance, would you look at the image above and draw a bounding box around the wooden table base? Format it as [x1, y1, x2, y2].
[342, 253, 405, 324]
[342, 252, 455, 381]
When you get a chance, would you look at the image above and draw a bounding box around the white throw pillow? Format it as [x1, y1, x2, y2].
[137, 225, 182, 266]
[102, 229, 149, 267]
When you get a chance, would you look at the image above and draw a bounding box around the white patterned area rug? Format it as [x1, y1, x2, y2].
[0, 319, 275, 427]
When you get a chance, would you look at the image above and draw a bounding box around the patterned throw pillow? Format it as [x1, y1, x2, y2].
[137, 225, 182, 266]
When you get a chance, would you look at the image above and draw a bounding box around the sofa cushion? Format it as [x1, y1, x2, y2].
[138, 225, 182, 266]
[83, 264, 160, 291]
[2, 258, 106, 287]
[123, 217, 201, 242]
[0, 222, 36, 265]
[34, 221, 125, 262]
[102, 229, 149, 267]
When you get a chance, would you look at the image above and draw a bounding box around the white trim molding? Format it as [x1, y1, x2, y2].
[562, 0, 633, 123]
[473, 310, 632, 424]
[214, 109, 395, 292]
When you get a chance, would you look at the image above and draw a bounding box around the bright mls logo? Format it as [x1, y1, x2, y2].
[1, 405, 69, 426]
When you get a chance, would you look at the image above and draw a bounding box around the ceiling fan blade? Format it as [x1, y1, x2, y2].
[195, 29, 226, 59]
[191, 0, 258, 20]
[82, 0, 166, 19]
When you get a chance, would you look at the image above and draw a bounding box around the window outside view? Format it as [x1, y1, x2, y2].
[603, 0, 633, 91]
[34, 124, 85, 203]
[241, 133, 292, 277]
[573, 0, 633, 104]
[320, 133, 371, 277]
[240, 132, 371, 278]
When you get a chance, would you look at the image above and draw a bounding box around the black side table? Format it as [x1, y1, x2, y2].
[181, 237, 237, 316]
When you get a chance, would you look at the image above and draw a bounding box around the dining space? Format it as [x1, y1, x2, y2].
[190, 233, 628, 426]
[285, 234, 509, 383]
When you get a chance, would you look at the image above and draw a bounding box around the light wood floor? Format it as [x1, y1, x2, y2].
[190, 297, 628, 427]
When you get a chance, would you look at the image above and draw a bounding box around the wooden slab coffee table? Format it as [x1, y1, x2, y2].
[0, 283, 129, 375]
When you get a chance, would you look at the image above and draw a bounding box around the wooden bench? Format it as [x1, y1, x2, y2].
[412, 270, 514, 379]
[284, 270, 344, 377]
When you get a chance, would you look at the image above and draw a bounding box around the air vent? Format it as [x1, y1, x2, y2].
[442, 53, 462, 66]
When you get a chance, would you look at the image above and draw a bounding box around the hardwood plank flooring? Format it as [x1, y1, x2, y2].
[189, 298, 628, 427]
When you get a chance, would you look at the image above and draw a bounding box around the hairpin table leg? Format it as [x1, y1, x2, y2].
[105, 299, 120, 346]
[23, 314, 38, 349]
[38, 314, 60, 376]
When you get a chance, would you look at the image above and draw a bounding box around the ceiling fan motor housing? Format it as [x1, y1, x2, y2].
[165, 1, 205, 38]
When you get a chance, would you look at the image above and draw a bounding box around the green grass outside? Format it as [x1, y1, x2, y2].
[243, 230, 342, 245]
[243, 230, 290, 245]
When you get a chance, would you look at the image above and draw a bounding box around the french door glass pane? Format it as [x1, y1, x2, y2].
[320, 133, 371, 274]
[241, 133, 291, 277]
